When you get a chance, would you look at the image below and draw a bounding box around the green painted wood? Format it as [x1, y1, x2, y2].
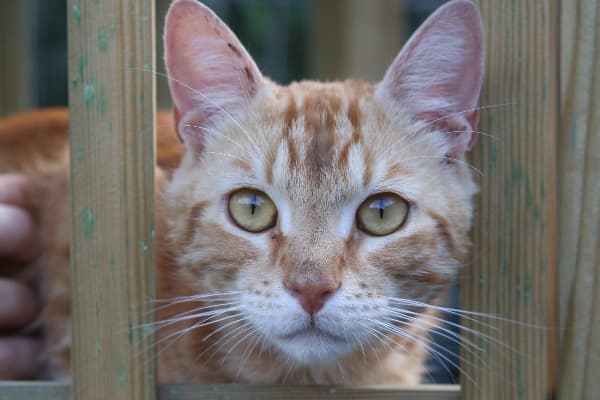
[463, 1, 559, 399]
[0, 383, 459, 400]
[558, 1, 600, 399]
[67, 0, 156, 399]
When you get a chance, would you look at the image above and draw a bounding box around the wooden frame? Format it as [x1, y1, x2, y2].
[0, 0, 598, 399]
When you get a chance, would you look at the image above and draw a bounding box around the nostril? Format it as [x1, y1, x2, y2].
[320, 289, 333, 300]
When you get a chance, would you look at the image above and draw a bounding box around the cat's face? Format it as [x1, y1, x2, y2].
[162, 0, 483, 370]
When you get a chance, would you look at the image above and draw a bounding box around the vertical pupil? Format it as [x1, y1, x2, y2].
[250, 193, 257, 215]
[378, 199, 385, 219]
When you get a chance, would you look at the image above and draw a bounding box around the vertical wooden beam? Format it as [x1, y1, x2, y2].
[462, 1, 559, 399]
[311, 0, 407, 81]
[558, 1, 600, 399]
[0, 0, 34, 116]
[67, 1, 156, 399]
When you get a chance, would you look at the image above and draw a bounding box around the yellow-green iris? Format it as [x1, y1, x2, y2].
[356, 193, 409, 236]
[228, 189, 277, 232]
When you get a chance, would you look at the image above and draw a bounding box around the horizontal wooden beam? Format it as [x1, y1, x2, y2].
[0, 383, 459, 400]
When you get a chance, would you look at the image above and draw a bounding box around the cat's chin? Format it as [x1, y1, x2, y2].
[273, 327, 354, 366]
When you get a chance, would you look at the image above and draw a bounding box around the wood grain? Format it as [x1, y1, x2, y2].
[67, 1, 156, 400]
[0, 383, 459, 400]
[558, 1, 600, 399]
[462, 1, 559, 399]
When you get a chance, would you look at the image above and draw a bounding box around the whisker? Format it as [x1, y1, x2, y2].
[360, 321, 437, 383]
[154, 311, 244, 350]
[423, 102, 517, 129]
[403, 155, 485, 176]
[205, 151, 249, 163]
[149, 291, 240, 305]
[370, 319, 475, 386]
[387, 297, 548, 329]
[382, 314, 487, 365]
[220, 326, 260, 366]
[197, 319, 253, 363]
[183, 125, 255, 161]
[131, 67, 263, 158]
[437, 130, 500, 142]
[235, 330, 264, 379]
[386, 307, 516, 353]
[147, 305, 241, 330]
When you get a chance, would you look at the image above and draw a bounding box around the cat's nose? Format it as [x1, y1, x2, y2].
[284, 274, 341, 315]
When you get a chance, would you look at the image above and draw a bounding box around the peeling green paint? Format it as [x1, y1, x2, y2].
[78, 53, 86, 80]
[97, 86, 107, 116]
[525, 177, 533, 211]
[569, 119, 577, 148]
[140, 240, 149, 253]
[81, 207, 95, 239]
[523, 273, 532, 303]
[119, 358, 126, 391]
[98, 27, 107, 53]
[518, 360, 527, 400]
[511, 161, 524, 185]
[128, 323, 134, 344]
[76, 145, 85, 162]
[84, 84, 96, 106]
[72, 4, 81, 25]
[150, 226, 156, 240]
[504, 175, 512, 213]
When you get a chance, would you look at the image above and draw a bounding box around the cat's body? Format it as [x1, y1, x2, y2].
[0, 0, 483, 384]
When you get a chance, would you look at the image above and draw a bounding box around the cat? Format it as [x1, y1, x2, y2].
[0, 0, 483, 384]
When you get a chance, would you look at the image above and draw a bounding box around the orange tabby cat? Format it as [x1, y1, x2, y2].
[0, 0, 483, 384]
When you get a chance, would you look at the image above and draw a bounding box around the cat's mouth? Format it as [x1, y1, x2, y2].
[280, 327, 345, 342]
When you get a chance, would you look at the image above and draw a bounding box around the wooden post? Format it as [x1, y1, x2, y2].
[462, 1, 559, 399]
[67, 1, 156, 400]
[558, 1, 600, 399]
[0, 0, 34, 116]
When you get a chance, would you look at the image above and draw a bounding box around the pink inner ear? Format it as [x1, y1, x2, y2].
[378, 0, 484, 157]
[164, 0, 264, 147]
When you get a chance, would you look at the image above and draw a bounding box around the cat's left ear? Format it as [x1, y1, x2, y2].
[376, 0, 484, 158]
[165, 0, 266, 150]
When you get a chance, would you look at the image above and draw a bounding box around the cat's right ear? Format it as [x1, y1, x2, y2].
[165, 0, 265, 150]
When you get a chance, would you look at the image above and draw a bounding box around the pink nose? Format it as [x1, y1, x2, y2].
[285, 277, 340, 314]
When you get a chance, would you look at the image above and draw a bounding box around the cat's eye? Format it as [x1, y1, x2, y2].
[356, 193, 409, 236]
[228, 189, 277, 233]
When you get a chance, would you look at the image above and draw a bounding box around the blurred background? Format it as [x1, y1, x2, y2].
[0, 0, 460, 384]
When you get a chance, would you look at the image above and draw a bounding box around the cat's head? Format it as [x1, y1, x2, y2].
[162, 0, 483, 373]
